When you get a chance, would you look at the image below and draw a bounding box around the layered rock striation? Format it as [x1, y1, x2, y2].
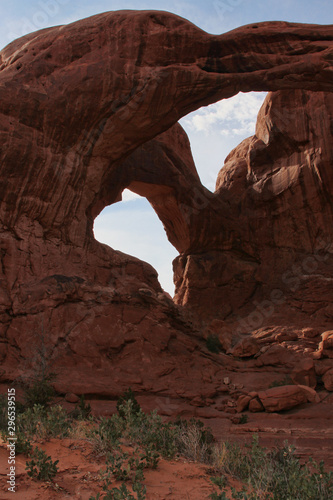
[0, 11, 333, 397]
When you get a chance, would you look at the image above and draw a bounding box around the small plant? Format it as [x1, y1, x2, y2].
[73, 395, 91, 420]
[175, 417, 215, 463]
[117, 389, 141, 419]
[88, 415, 124, 455]
[209, 475, 229, 499]
[238, 414, 248, 425]
[17, 404, 46, 440]
[23, 372, 56, 408]
[206, 335, 222, 354]
[139, 447, 160, 470]
[91, 453, 147, 500]
[211, 435, 333, 499]
[269, 375, 294, 388]
[15, 433, 33, 456]
[106, 452, 132, 482]
[44, 404, 71, 437]
[17, 404, 70, 440]
[26, 447, 59, 481]
[137, 410, 178, 459]
[90, 481, 146, 500]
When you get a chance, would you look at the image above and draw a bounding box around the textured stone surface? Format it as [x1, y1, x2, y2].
[319, 331, 333, 358]
[257, 386, 308, 412]
[291, 358, 317, 388]
[249, 397, 264, 413]
[174, 89, 333, 325]
[228, 337, 260, 358]
[0, 10, 333, 406]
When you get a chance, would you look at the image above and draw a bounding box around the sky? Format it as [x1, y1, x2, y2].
[1, 1, 332, 294]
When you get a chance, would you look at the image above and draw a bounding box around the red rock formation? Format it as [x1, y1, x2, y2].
[0, 10, 333, 407]
[174, 89, 333, 327]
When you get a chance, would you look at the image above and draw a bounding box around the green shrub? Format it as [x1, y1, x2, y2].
[117, 389, 141, 419]
[206, 335, 222, 354]
[238, 414, 248, 425]
[88, 415, 124, 455]
[17, 404, 70, 440]
[17, 404, 46, 440]
[72, 395, 91, 420]
[209, 476, 228, 499]
[135, 409, 178, 459]
[26, 447, 59, 481]
[90, 451, 147, 500]
[211, 436, 333, 499]
[139, 447, 160, 470]
[90, 481, 146, 500]
[15, 433, 33, 455]
[23, 372, 56, 408]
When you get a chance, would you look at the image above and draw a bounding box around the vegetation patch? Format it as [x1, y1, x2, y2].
[0, 386, 332, 498]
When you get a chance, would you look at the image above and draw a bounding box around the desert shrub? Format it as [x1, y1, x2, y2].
[15, 433, 33, 455]
[23, 372, 56, 408]
[90, 481, 146, 500]
[238, 414, 248, 425]
[90, 451, 147, 500]
[72, 395, 92, 420]
[17, 404, 71, 440]
[139, 447, 160, 470]
[45, 404, 71, 437]
[206, 335, 222, 354]
[134, 409, 178, 459]
[117, 389, 141, 419]
[175, 417, 215, 463]
[88, 415, 124, 455]
[211, 436, 333, 499]
[26, 446, 59, 481]
[17, 404, 46, 440]
[209, 476, 228, 499]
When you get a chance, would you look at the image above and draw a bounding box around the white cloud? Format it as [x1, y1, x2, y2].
[182, 91, 267, 136]
[122, 189, 141, 202]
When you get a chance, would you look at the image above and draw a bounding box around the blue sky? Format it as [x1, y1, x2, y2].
[1, 1, 332, 294]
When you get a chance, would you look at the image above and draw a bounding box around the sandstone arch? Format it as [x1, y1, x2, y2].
[0, 11, 333, 390]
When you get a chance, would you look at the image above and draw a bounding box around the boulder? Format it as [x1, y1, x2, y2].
[65, 393, 80, 404]
[249, 398, 264, 413]
[237, 395, 252, 413]
[297, 385, 320, 404]
[257, 386, 308, 412]
[319, 331, 333, 359]
[257, 345, 296, 367]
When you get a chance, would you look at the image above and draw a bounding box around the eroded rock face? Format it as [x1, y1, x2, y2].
[174, 89, 333, 327]
[0, 11, 333, 398]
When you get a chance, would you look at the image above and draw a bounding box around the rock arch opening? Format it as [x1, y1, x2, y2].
[93, 189, 178, 295]
[93, 92, 267, 298]
[180, 91, 268, 191]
